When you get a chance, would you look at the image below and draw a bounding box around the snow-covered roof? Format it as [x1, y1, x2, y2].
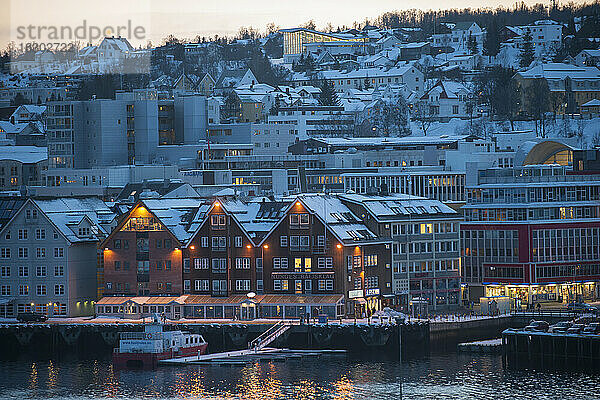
[0, 122, 30, 135]
[308, 135, 472, 147]
[582, 99, 600, 107]
[139, 199, 204, 243]
[292, 64, 419, 82]
[0, 145, 47, 163]
[518, 63, 600, 80]
[32, 197, 116, 243]
[339, 193, 458, 221]
[296, 194, 382, 243]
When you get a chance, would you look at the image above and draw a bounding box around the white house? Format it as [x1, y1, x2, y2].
[419, 80, 472, 121]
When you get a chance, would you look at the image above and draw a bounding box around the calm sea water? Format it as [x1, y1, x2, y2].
[0, 353, 599, 399]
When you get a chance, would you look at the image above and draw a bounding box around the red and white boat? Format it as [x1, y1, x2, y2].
[112, 315, 208, 369]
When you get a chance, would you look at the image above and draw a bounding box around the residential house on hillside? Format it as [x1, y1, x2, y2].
[419, 80, 472, 121]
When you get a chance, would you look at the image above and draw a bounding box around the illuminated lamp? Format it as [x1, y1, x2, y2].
[263, 244, 269, 249]
[190, 245, 196, 250]
[246, 245, 252, 249]
[336, 244, 342, 249]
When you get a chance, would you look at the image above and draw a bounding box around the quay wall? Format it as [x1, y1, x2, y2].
[0, 314, 573, 359]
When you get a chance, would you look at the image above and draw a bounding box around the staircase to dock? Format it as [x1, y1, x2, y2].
[248, 321, 292, 351]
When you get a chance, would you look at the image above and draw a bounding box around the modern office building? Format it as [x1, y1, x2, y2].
[461, 161, 600, 305]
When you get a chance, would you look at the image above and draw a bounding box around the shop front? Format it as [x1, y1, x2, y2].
[485, 281, 598, 307]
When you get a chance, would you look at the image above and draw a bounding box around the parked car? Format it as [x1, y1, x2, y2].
[566, 324, 585, 334]
[583, 323, 600, 334]
[567, 302, 597, 313]
[524, 320, 549, 332]
[548, 321, 573, 333]
[16, 312, 48, 323]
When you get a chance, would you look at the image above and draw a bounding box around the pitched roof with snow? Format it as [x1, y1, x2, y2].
[0, 145, 47, 163]
[32, 197, 116, 243]
[139, 198, 205, 243]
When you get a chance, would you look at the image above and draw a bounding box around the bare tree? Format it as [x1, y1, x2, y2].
[413, 101, 434, 136]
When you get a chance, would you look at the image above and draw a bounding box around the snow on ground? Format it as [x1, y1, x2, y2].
[409, 116, 600, 149]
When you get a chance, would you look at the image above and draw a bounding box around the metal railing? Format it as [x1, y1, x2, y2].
[248, 321, 291, 351]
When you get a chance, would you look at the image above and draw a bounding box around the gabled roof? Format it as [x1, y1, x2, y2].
[452, 22, 477, 31]
[99, 37, 134, 52]
[294, 194, 384, 244]
[2, 197, 116, 244]
[421, 80, 469, 100]
[138, 199, 204, 243]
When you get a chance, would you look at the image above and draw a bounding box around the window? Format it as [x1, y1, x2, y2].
[318, 279, 333, 291]
[35, 229, 46, 240]
[164, 239, 172, 249]
[54, 265, 64, 276]
[156, 260, 163, 271]
[165, 260, 171, 271]
[113, 239, 121, 249]
[212, 279, 227, 294]
[212, 237, 227, 250]
[211, 214, 226, 228]
[36, 266, 47, 277]
[1, 285, 10, 296]
[295, 280, 302, 294]
[78, 227, 90, 237]
[290, 213, 309, 228]
[195, 279, 209, 291]
[235, 279, 250, 291]
[183, 258, 190, 273]
[274, 279, 289, 291]
[184, 280, 191, 291]
[280, 236, 288, 247]
[54, 248, 64, 258]
[194, 258, 209, 269]
[0, 266, 9, 277]
[235, 258, 250, 269]
[19, 266, 28, 277]
[366, 276, 379, 289]
[54, 284, 65, 295]
[18, 229, 28, 240]
[36, 285, 47, 296]
[234, 236, 243, 248]
[211, 258, 227, 272]
[114, 261, 121, 271]
[19, 285, 28, 296]
[18, 248, 28, 258]
[364, 254, 378, 267]
[36, 248, 46, 258]
[201, 237, 209, 247]
[0, 248, 10, 258]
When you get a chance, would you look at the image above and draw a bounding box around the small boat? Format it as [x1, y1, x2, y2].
[112, 314, 208, 369]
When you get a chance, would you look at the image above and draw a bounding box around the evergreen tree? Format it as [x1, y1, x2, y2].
[519, 29, 535, 68]
[483, 19, 501, 60]
[467, 34, 478, 55]
[319, 79, 340, 106]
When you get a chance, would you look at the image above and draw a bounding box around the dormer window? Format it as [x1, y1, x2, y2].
[78, 227, 91, 237]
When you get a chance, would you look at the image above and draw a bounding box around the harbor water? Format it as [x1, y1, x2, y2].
[0, 352, 599, 399]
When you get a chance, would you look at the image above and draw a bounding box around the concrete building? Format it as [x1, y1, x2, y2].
[0, 198, 116, 317]
[461, 163, 600, 306]
[340, 193, 461, 310]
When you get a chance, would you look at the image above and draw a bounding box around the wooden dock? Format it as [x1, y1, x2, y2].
[158, 348, 347, 366]
[458, 338, 503, 353]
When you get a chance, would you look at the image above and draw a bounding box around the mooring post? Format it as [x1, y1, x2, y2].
[398, 323, 402, 361]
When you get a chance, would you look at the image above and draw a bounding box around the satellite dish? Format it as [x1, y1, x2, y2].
[246, 292, 256, 298]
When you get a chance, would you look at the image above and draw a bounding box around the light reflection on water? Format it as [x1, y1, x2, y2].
[0, 354, 599, 399]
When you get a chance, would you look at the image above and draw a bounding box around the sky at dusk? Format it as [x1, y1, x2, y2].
[1, 0, 569, 49]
